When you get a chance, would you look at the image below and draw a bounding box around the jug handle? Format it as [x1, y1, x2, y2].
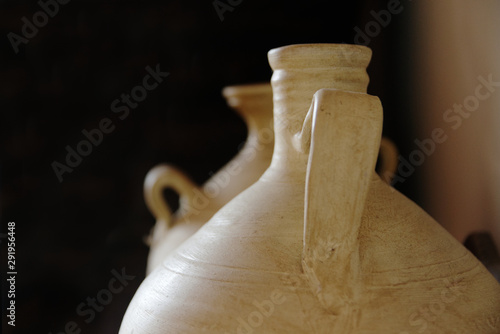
[295, 114, 397, 186]
[144, 164, 198, 228]
[377, 137, 398, 184]
[300, 89, 383, 313]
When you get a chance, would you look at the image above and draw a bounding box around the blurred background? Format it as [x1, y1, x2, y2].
[1, 0, 498, 333]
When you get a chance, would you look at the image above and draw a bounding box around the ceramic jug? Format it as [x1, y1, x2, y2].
[121, 44, 500, 333]
[144, 83, 275, 274]
[144, 84, 398, 275]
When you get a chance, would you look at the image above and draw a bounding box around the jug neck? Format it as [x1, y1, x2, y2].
[222, 83, 274, 148]
[266, 44, 372, 178]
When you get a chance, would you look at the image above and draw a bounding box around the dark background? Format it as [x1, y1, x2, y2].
[0, 0, 417, 333]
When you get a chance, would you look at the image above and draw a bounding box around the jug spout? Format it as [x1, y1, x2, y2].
[302, 88, 383, 314]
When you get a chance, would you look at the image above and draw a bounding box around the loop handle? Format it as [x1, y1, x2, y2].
[144, 164, 198, 228]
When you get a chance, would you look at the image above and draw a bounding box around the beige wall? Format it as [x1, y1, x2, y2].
[414, 1, 500, 245]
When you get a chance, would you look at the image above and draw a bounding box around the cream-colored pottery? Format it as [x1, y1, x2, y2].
[144, 85, 398, 275]
[378, 137, 398, 184]
[122, 44, 499, 333]
[144, 83, 274, 274]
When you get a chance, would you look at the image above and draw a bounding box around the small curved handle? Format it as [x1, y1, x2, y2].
[377, 137, 399, 184]
[295, 112, 398, 186]
[144, 164, 198, 228]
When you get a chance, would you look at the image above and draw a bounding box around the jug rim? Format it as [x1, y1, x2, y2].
[268, 43, 372, 70]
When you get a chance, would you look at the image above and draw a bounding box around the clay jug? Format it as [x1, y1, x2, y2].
[144, 86, 398, 275]
[144, 83, 274, 274]
[121, 44, 500, 333]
